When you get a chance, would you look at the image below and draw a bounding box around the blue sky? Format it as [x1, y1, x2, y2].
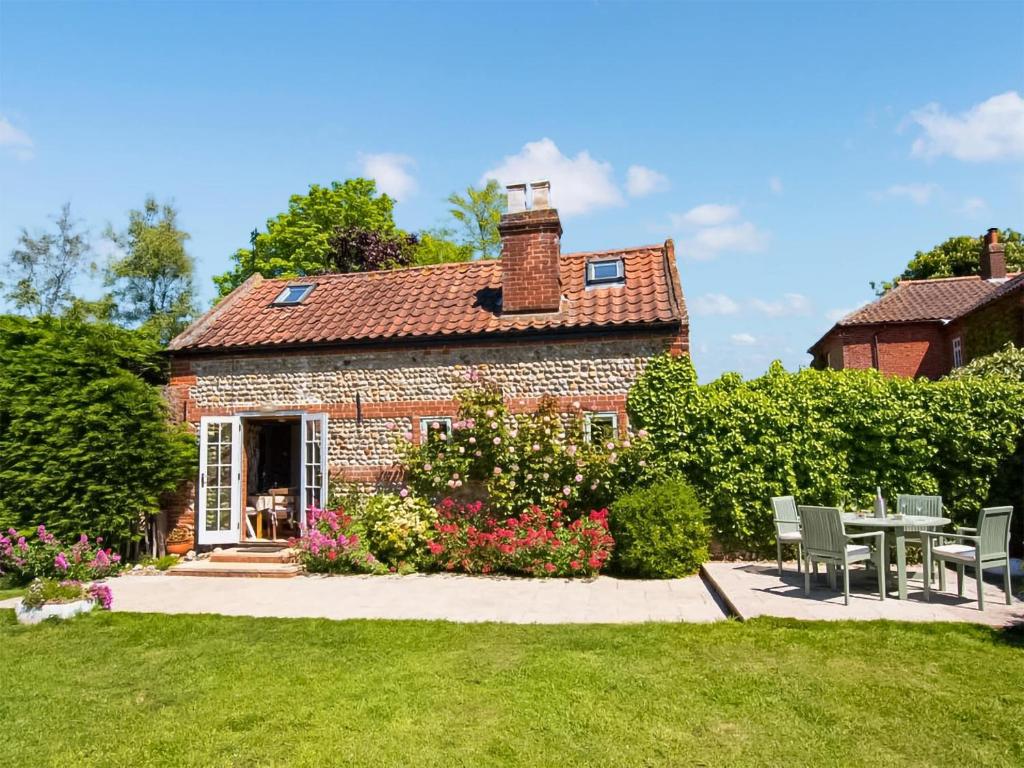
[1, 1, 1022, 380]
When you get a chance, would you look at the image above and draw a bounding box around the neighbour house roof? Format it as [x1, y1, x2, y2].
[808, 272, 1023, 354]
[168, 244, 686, 353]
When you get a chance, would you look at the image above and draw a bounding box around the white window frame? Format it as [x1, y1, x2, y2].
[952, 336, 964, 368]
[419, 417, 452, 442]
[584, 412, 619, 444]
[272, 284, 315, 305]
[586, 258, 625, 286]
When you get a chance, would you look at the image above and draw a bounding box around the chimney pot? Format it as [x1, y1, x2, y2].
[985, 227, 1000, 245]
[530, 180, 551, 210]
[506, 183, 527, 214]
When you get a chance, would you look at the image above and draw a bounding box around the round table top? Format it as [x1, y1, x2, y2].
[842, 513, 951, 529]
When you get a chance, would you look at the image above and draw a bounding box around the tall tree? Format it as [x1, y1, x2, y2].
[214, 179, 401, 295]
[874, 228, 1024, 294]
[447, 180, 504, 259]
[3, 203, 91, 316]
[325, 226, 419, 273]
[104, 197, 196, 345]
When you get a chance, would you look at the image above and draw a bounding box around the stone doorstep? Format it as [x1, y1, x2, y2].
[167, 560, 301, 578]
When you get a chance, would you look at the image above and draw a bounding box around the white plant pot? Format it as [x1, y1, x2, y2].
[15, 598, 95, 625]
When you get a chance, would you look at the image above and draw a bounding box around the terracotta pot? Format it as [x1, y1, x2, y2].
[166, 540, 193, 556]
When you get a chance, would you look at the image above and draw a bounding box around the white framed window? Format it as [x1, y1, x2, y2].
[586, 258, 624, 286]
[584, 412, 619, 444]
[419, 417, 452, 442]
[952, 336, 963, 368]
[272, 284, 315, 305]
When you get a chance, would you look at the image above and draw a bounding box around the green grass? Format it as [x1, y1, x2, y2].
[1, 611, 1022, 767]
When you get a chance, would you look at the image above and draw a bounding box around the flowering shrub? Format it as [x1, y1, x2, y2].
[359, 493, 436, 572]
[290, 507, 385, 575]
[21, 578, 113, 610]
[0, 526, 122, 584]
[427, 498, 615, 578]
[397, 379, 658, 519]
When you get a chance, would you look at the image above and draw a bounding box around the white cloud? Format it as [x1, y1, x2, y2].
[690, 293, 740, 316]
[878, 182, 939, 205]
[684, 221, 769, 260]
[751, 293, 812, 317]
[730, 332, 758, 346]
[481, 138, 623, 216]
[0, 116, 34, 160]
[625, 164, 669, 197]
[769, 176, 783, 195]
[671, 203, 739, 228]
[959, 196, 987, 216]
[908, 91, 1024, 162]
[670, 202, 769, 260]
[359, 152, 417, 199]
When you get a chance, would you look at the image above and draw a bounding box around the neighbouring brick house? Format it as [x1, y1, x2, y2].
[809, 229, 1023, 379]
[165, 182, 689, 548]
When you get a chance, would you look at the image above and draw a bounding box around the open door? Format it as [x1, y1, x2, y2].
[300, 412, 328, 526]
[197, 416, 241, 546]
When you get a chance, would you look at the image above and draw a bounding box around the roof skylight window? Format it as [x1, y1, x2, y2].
[586, 258, 625, 286]
[272, 284, 315, 305]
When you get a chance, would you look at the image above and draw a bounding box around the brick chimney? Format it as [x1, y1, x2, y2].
[981, 228, 1007, 280]
[499, 181, 562, 314]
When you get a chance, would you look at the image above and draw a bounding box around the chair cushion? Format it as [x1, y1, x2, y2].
[778, 531, 802, 542]
[932, 543, 976, 562]
[846, 544, 870, 557]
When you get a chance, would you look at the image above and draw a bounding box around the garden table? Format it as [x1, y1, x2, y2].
[841, 514, 950, 600]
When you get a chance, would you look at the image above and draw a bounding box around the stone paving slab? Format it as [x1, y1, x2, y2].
[702, 561, 1024, 628]
[82, 572, 727, 624]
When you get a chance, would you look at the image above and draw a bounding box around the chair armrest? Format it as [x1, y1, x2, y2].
[956, 526, 977, 534]
[921, 531, 978, 544]
[846, 531, 884, 544]
[773, 519, 798, 525]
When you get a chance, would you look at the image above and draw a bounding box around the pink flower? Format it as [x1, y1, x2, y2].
[486, 409, 496, 418]
[403, 431, 414, 441]
[544, 563, 556, 573]
[637, 429, 648, 438]
[54, 553, 69, 571]
[574, 474, 583, 483]
[492, 437, 501, 445]
[399, 488, 409, 498]
[562, 486, 571, 496]
[493, 467, 503, 475]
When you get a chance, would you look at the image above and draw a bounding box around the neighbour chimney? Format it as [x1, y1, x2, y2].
[981, 227, 1007, 280]
[499, 180, 562, 314]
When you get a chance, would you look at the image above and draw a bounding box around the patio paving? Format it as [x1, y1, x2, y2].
[41, 572, 727, 624]
[702, 560, 1024, 628]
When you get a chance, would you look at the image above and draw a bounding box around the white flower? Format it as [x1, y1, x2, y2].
[493, 437, 501, 445]
[469, 437, 477, 445]
[606, 441, 615, 450]
[562, 486, 571, 496]
[486, 409, 496, 418]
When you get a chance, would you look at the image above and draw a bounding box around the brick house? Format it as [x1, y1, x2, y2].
[165, 182, 689, 548]
[809, 229, 1023, 379]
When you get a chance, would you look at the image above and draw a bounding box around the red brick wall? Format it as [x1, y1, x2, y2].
[954, 290, 1024, 364]
[835, 323, 952, 379]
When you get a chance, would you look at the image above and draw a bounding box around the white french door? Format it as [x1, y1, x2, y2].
[299, 413, 329, 526]
[197, 416, 241, 545]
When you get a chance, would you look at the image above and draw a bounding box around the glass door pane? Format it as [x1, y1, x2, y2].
[198, 416, 240, 545]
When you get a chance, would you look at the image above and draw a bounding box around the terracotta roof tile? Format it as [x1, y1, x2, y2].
[169, 244, 686, 352]
[836, 273, 1021, 325]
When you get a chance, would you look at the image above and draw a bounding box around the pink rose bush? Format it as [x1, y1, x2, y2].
[290, 507, 385, 575]
[1, 526, 122, 584]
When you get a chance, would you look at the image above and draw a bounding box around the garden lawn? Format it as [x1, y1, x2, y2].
[1, 611, 1022, 767]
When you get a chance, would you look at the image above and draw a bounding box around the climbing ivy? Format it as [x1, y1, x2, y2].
[628, 355, 1024, 553]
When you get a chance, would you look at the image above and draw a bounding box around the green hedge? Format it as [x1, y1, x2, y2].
[610, 477, 710, 578]
[628, 355, 1024, 553]
[0, 316, 195, 551]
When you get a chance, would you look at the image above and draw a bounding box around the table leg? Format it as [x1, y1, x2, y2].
[880, 531, 891, 597]
[256, 510, 262, 539]
[894, 529, 907, 600]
